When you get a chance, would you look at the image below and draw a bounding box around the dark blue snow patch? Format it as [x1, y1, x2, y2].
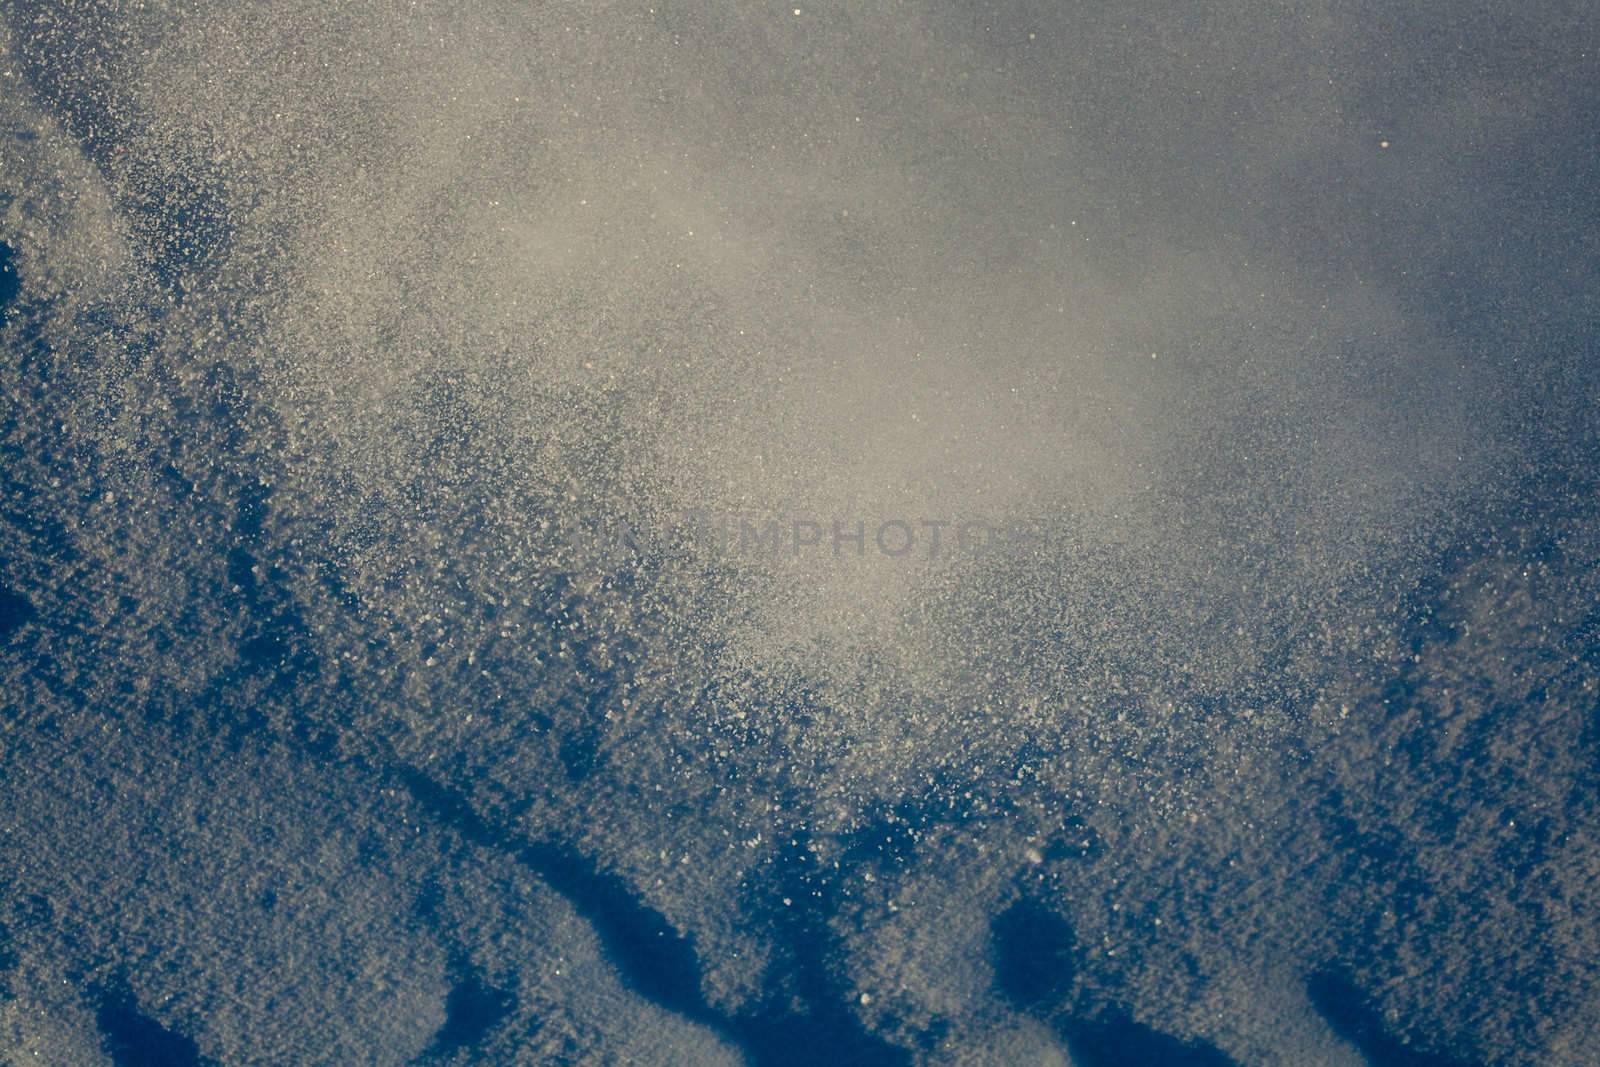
[0, 241, 18, 313]
[419, 969, 517, 1062]
[395, 768, 711, 1024]
[836, 775, 1030, 874]
[1570, 603, 1600, 672]
[520, 838, 715, 1028]
[1307, 971, 1480, 1067]
[991, 899, 1076, 1009]
[1043, 813, 1104, 864]
[93, 984, 212, 1067]
[0, 920, 15, 977]
[0, 925, 12, 1003]
[395, 767, 908, 1067]
[990, 900, 1235, 1066]
[233, 481, 271, 541]
[732, 833, 911, 1066]
[225, 547, 259, 593]
[1321, 788, 1406, 872]
[1062, 1013, 1238, 1067]
[837, 813, 923, 871]
[0, 580, 36, 642]
[553, 683, 612, 782]
[237, 626, 295, 670]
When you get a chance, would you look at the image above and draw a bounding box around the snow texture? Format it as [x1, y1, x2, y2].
[2, 1, 1598, 1063]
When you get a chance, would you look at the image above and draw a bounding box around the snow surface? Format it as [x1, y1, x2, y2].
[2, 1, 1598, 1064]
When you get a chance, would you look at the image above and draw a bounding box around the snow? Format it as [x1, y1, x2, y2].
[2, 0, 1598, 1063]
